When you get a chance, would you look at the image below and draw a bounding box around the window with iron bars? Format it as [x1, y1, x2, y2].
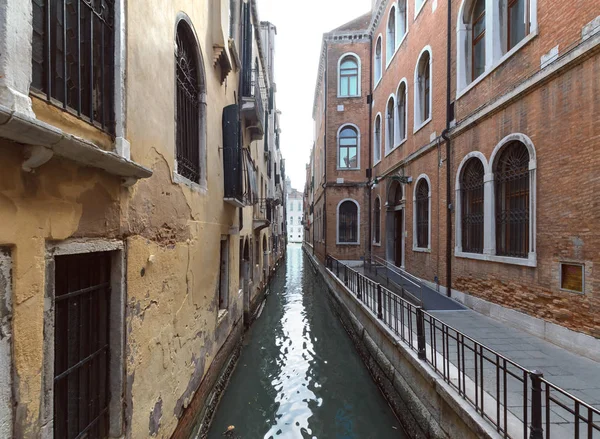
[338, 200, 358, 243]
[175, 21, 202, 183]
[32, 0, 115, 133]
[461, 158, 485, 253]
[53, 251, 112, 438]
[495, 141, 529, 258]
[415, 179, 429, 248]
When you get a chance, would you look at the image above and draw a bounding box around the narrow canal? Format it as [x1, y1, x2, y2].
[207, 245, 405, 439]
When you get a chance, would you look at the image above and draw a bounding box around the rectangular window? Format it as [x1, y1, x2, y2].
[53, 251, 112, 438]
[218, 237, 230, 309]
[508, 0, 527, 50]
[560, 263, 584, 293]
[32, 0, 115, 133]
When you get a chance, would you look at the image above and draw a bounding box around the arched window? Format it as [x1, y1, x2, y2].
[176, 21, 205, 183]
[398, 0, 408, 39]
[338, 200, 359, 244]
[396, 80, 407, 143]
[386, 97, 395, 153]
[374, 36, 382, 84]
[374, 114, 382, 163]
[414, 178, 430, 248]
[373, 197, 381, 244]
[460, 158, 485, 253]
[339, 55, 360, 97]
[471, 0, 486, 80]
[387, 7, 396, 62]
[338, 126, 359, 169]
[495, 141, 529, 258]
[415, 48, 431, 127]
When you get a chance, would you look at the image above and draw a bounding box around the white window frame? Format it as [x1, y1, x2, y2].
[386, 4, 397, 68]
[374, 34, 383, 88]
[336, 198, 361, 245]
[412, 174, 432, 252]
[415, 0, 428, 19]
[454, 133, 537, 267]
[337, 52, 362, 98]
[456, 0, 538, 98]
[336, 123, 361, 170]
[385, 94, 396, 155]
[398, 0, 408, 43]
[390, 78, 408, 153]
[413, 45, 432, 132]
[373, 113, 382, 164]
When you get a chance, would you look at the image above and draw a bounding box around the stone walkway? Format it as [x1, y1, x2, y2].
[357, 263, 600, 437]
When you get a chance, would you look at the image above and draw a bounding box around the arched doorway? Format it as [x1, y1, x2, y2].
[386, 180, 404, 267]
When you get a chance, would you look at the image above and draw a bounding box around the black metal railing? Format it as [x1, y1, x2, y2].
[324, 255, 600, 439]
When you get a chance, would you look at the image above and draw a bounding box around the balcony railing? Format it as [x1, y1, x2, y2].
[241, 68, 265, 140]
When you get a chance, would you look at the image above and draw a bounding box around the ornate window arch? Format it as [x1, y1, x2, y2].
[413, 174, 431, 250]
[175, 17, 207, 186]
[374, 35, 383, 85]
[337, 124, 360, 170]
[337, 199, 360, 244]
[414, 46, 432, 129]
[373, 197, 381, 244]
[373, 114, 382, 164]
[338, 53, 361, 97]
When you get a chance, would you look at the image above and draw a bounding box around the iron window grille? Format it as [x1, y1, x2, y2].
[175, 22, 202, 183]
[53, 251, 112, 439]
[32, 0, 115, 134]
[495, 141, 529, 258]
[338, 201, 358, 243]
[415, 179, 429, 248]
[461, 158, 485, 253]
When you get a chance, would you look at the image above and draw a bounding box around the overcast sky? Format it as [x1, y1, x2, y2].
[257, 0, 371, 192]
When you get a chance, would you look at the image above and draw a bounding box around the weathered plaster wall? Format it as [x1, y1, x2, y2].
[0, 247, 13, 439]
[0, 141, 121, 436]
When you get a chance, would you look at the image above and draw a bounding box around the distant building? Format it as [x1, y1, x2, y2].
[286, 178, 304, 243]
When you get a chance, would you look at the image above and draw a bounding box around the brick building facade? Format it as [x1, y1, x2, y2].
[305, 0, 600, 338]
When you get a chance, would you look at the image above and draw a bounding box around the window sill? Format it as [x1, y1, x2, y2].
[372, 242, 381, 247]
[454, 250, 537, 267]
[456, 30, 538, 100]
[337, 94, 362, 99]
[337, 242, 360, 246]
[413, 117, 432, 134]
[413, 246, 431, 253]
[217, 309, 228, 326]
[336, 167, 361, 171]
[385, 138, 407, 157]
[414, 0, 427, 20]
[173, 172, 207, 193]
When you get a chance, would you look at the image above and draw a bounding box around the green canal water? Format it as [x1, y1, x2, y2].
[206, 245, 406, 439]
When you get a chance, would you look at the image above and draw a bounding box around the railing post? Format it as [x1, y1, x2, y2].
[529, 370, 544, 439]
[377, 284, 383, 319]
[416, 307, 426, 360]
[357, 275, 362, 299]
[344, 265, 348, 285]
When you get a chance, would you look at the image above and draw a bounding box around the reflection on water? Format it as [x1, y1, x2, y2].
[207, 245, 405, 439]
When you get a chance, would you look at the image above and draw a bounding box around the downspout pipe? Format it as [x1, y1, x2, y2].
[367, 35, 373, 263]
[443, 0, 452, 297]
[323, 41, 328, 260]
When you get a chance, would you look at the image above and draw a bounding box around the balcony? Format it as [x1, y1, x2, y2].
[253, 198, 272, 231]
[241, 69, 265, 141]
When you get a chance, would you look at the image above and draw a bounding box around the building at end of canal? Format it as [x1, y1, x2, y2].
[304, 1, 600, 342]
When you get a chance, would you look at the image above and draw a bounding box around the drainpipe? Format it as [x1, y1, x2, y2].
[367, 35, 373, 263]
[323, 41, 328, 260]
[442, 0, 452, 297]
